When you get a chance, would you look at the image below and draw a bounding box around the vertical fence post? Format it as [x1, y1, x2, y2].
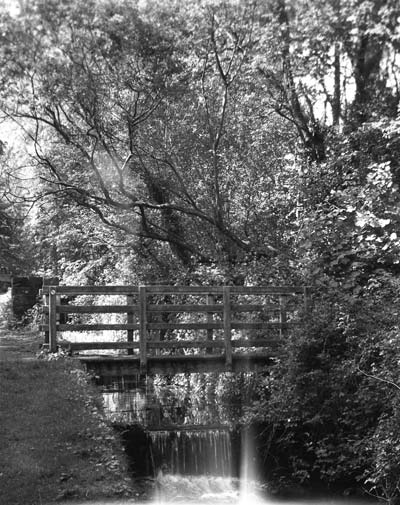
[223, 286, 232, 370]
[206, 293, 215, 354]
[127, 294, 134, 355]
[41, 289, 49, 347]
[49, 287, 58, 353]
[139, 286, 147, 373]
[41, 277, 59, 348]
[279, 295, 287, 338]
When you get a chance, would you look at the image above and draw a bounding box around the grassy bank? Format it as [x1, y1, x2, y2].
[0, 332, 138, 505]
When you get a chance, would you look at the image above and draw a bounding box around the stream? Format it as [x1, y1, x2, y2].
[94, 373, 379, 505]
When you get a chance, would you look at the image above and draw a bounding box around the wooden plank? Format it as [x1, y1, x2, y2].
[232, 338, 281, 348]
[230, 286, 306, 295]
[56, 305, 139, 314]
[147, 303, 223, 313]
[60, 341, 140, 351]
[42, 292, 49, 346]
[144, 285, 306, 295]
[49, 324, 140, 331]
[39, 321, 292, 332]
[127, 294, 135, 356]
[147, 339, 281, 349]
[147, 322, 224, 330]
[49, 288, 58, 352]
[147, 340, 225, 349]
[41, 279, 59, 347]
[79, 352, 280, 376]
[79, 353, 281, 364]
[41, 285, 140, 295]
[47, 302, 281, 314]
[232, 303, 280, 312]
[231, 322, 291, 330]
[206, 294, 215, 354]
[223, 286, 232, 370]
[139, 286, 147, 372]
[145, 286, 224, 294]
[41, 284, 306, 296]
[60, 338, 281, 351]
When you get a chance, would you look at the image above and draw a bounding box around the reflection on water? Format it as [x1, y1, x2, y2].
[100, 373, 253, 427]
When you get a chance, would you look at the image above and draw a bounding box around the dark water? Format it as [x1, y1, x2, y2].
[99, 372, 253, 478]
[96, 374, 380, 505]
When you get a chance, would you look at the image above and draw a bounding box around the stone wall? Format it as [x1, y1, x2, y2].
[11, 277, 44, 321]
[0, 273, 12, 294]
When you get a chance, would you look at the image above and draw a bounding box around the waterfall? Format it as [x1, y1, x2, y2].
[149, 429, 232, 477]
[100, 373, 270, 502]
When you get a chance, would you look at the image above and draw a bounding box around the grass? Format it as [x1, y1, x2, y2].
[0, 345, 136, 505]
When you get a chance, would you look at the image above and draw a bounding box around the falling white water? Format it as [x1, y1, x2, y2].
[149, 429, 232, 477]
[239, 428, 266, 504]
[151, 427, 269, 504]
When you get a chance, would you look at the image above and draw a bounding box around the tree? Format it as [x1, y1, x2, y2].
[0, 0, 303, 282]
[0, 141, 31, 274]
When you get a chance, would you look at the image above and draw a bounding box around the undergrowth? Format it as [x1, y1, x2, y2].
[0, 358, 135, 505]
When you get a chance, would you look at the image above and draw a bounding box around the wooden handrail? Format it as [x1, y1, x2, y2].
[41, 284, 310, 361]
[40, 285, 306, 295]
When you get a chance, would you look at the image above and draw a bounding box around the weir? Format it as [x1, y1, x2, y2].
[97, 371, 262, 502]
[149, 428, 233, 476]
[94, 371, 380, 505]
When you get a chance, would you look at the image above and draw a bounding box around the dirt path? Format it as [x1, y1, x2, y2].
[0, 327, 43, 362]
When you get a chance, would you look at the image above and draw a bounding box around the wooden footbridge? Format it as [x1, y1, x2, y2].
[40, 285, 309, 375]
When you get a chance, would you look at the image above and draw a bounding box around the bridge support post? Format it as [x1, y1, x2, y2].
[139, 286, 147, 373]
[40, 277, 59, 348]
[223, 286, 232, 370]
[49, 287, 58, 353]
[206, 294, 215, 354]
[41, 291, 50, 348]
[127, 294, 134, 355]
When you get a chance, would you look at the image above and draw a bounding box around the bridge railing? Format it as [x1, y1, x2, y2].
[40, 285, 309, 370]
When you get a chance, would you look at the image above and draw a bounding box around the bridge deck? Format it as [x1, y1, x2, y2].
[79, 352, 278, 376]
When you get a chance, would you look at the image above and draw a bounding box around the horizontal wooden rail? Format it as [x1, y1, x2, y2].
[59, 338, 282, 352]
[40, 285, 306, 296]
[41, 302, 282, 315]
[40, 284, 309, 372]
[39, 321, 291, 332]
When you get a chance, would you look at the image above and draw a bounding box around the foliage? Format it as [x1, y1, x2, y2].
[243, 279, 400, 496]
[0, 145, 32, 274]
[0, 0, 400, 497]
